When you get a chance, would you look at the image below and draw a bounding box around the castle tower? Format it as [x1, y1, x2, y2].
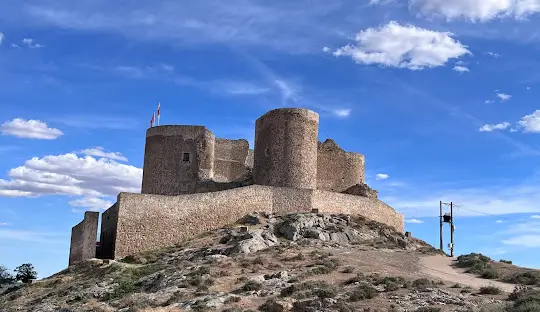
[141, 125, 215, 196]
[253, 108, 319, 189]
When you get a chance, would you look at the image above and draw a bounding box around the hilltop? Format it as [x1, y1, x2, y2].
[1, 212, 539, 312]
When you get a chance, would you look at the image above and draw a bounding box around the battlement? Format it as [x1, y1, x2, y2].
[69, 107, 404, 265]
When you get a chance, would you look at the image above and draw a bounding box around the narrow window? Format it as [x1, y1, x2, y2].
[183, 153, 190, 162]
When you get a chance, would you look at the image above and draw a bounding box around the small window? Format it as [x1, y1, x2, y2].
[182, 153, 190, 162]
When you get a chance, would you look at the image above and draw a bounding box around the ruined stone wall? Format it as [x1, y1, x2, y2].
[141, 126, 215, 196]
[99, 204, 119, 260]
[317, 139, 365, 192]
[312, 191, 404, 232]
[213, 138, 251, 183]
[253, 108, 319, 189]
[109, 185, 403, 258]
[68, 211, 99, 265]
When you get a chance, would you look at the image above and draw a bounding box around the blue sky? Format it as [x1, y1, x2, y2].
[2, 0, 540, 278]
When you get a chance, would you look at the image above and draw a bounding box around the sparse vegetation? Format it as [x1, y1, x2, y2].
[478, 286, 502, 295]
[348, 284, 378, 301]
[0, 265, 14, 285]
[14, 263, 37, 283]
[500, 259, 513, 264]
[412, 278, 435, 291]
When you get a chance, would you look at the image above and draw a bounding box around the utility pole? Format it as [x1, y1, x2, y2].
[450, 202, 454, 257]
[440, 201, 456, 257]
[439, 201, 443, 251]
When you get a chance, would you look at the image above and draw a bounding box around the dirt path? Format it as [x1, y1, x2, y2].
[420, 255, 515, 292]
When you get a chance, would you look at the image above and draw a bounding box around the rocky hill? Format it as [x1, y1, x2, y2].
[0, 212, 538, 312]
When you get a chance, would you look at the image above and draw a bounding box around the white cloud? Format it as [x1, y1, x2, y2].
[496, 93, 512, 102]
[322, 46, 331, 53]
[69, 197, 113, 211]
[485, 100, 494, 104]
[79, 147, 128, 162]
[496, 220, 504, 223]
[453, 65, 469, 73]
[405, 218, 424, 224]
[332, 21, 470, 70]
[526, 86, 532, 90]
[409, 0, 540, 22]
[0, 32, 4, 45]
[503, 235, 540, 248]
[376, 173, 390, 180]
[517, 110, 540, 133]
[0, 222, 8, 226]
[479, 122, 510, 132]
[487, 52, 501, 57]
[22, 38, 45, 48]
[333, 109, 351, 118]
[11, 43, 20, 48]
[0, 152, 142, 210]
[531, 215, 540, 219]
[222, 82, 270, 95]
[1, 118, 63, 139]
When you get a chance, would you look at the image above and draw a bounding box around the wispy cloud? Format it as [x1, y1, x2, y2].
[0, 228, 64, 244]
[496, 93, 512, 102]
[453, 65, 469, 73]
[22, 38, 45, 48]
[78, 147, 128, 162]
[376, 173, 390, 180]
[479, 122, 510, 132]
[405, 218, 424, 224]
[0, 32, 4, 45]
[53, 115, 140, 130]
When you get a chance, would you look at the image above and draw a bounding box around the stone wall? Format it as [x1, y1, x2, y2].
[253, 108, 319, 189]
[317, 139, 365, 192]
[68, 211, 99, 265]
[141, 125, 216, 196]
[109, 185, 403, 258]
[99, 204, 119, 260]
[213, 138, 251, 183]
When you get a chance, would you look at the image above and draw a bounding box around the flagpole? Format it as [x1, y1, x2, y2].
[157, 102, 161, 126]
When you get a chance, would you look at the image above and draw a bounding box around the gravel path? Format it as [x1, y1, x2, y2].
[420, 255, 515, 292]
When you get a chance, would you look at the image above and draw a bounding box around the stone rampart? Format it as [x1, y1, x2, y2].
[317, 139, 365, 192]
[213, 138, 251, 182]
[68, 211, 99, 265]
[109, 186, 403, 258]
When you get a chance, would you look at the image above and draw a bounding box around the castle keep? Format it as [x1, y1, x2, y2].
[69, 108, 404, 265]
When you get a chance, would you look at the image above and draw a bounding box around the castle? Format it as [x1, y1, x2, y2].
[68, 108, 404, 265]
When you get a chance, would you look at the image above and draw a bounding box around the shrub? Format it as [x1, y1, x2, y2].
[280, 280, 332, 298]
[0, 265, 14, 285]
[341, 266, 355, 273]
[348, 284, 378, 301]
[375, 276, 405, 292]
[504, 271, 540, 285]
[14, 263, 37, 283]
[343, 273, 367, 285]
[415, 308, 441, 312]
[259, 298, 282, 312]
[412, 278, 435, 291]
[500, 259, 513, 264]
[479, 286, 502, 295]
[456, 253, 492, 268]
[481, 267, 500, 279]
[243, 280, 263, 291]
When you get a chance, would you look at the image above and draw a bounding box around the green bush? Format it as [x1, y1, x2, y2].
[412, 278, 435, 291]
[500, 259, 513, 264]
[348, 284, 378, 301]
[14, 263, 37, 283]
[0, 265, 14, 285]
[479, 286, 502, 295]
[504, 271, 540, 285]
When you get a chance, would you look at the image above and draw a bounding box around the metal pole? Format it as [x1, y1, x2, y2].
[440, 200, 443, 252]
[450, 202, 454, 257]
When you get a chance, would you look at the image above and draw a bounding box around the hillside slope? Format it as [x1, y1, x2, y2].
[0, 212, 535, 312]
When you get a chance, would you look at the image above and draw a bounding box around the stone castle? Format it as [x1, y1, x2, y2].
[69, 108, 404, 265]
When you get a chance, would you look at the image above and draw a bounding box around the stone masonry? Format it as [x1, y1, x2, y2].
[69, 107, 405, 264]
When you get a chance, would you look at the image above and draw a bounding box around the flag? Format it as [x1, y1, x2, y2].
[157, 102, 161, 126]
[150, 112, 155, 127]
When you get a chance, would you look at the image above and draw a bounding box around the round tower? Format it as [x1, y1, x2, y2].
[253, 108, 319, 189]
[141, 125, 215, 196]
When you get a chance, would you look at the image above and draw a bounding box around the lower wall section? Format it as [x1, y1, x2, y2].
[112, 186, 404, 258]
[68, 211, 99, 265]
